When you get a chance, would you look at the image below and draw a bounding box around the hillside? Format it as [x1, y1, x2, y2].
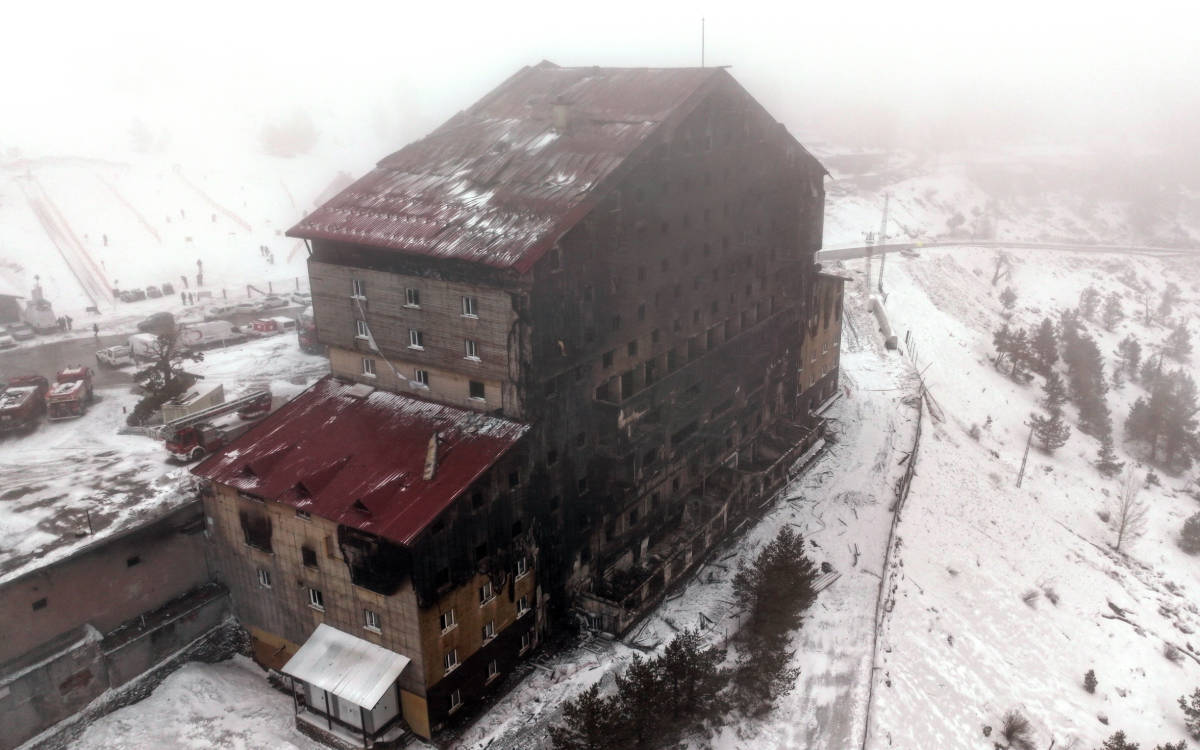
[854, 246, 1200, 748]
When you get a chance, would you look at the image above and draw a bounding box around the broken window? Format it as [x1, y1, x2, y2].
[469, 381, 485, 400]
[308, 588, 324, 610]
[301, 546, 318, 569]
[239, 510, 272, 552]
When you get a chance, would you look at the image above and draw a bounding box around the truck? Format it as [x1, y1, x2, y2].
[163, 390, 272, 462]
[46, 367, 95, 420]
[96, 344, 134, 368]
[178, 320, 244, 350]
[128, 333, 161, 362]
[248, 316, 297, 337]
[298, 307, 322, 354]
[0, 375, 49, 433]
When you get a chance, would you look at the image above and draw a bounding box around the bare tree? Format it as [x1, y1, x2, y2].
[1109, 468, 1149, 552]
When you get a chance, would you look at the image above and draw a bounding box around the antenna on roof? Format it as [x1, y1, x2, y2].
[701, 18, 705, 67]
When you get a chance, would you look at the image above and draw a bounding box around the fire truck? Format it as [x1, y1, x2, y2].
[298, 307, 322, 354]
[46, 367, 95, 420]
[0, 375, 50, 433]
[163, 390, 272, 462]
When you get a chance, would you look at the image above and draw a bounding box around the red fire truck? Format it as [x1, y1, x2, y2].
[0, 375, 50, 433]
[163, 390, 272, 462]
[46, 366, 95, 420]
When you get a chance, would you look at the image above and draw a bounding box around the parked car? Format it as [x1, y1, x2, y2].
[96, 344, 134, 368]
[232, 301, 258, 314]
[203, 305, 238, 321]
[119, 289, 147, 303]
[9, 323, 34, 340]
[0, 329, 15, 349]
[161, 282, 175, 295]
[137, 312, 175, 335]
[145, 285, 163, 299]
[290, 291, 312, 306]
[256, 296, 288, 311]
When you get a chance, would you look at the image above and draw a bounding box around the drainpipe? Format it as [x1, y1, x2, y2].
[324, 690, 332, 731]
[360, 706, 368, 748]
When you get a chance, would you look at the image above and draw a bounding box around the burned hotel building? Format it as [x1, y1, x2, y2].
[193, 61, 842, 744]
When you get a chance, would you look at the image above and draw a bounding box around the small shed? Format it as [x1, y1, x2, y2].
[282, 624, 411, 747]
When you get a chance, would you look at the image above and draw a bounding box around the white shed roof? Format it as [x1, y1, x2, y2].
[281, 624, 411, 708]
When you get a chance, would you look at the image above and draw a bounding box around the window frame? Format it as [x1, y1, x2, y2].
[355, 319, 369, 339]
[469, 380, 486, 401]
[482, 619, 496, 642]
[443, 648, 459, 675]
[517, 594, 530, 617]
[515, 556, 529, 579]
[350, 279, 366, 299]
[408, 329, 424, 350]
[461, 296, 479, 318]
[257, 568, 271, 588]
[449, 688, 463, 712]
[364, 608, 382, 633]
[439, 609, 457, 633]
[307, 587, 324, 611]
[464, 339, 480, 361]
[361, 357, 376, 378]
[413, 369, 429, 388]
[479, 580, 496, 605]
[404, 287, 421, 308]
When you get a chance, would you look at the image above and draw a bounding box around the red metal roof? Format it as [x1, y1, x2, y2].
[192, 376, 528, 546]
[287, 63, 725, 272]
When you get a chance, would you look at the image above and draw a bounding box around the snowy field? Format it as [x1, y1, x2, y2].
[0, 335, 328, 586]
[862, 246, 1200, 749]
[73, 656, 325, 750]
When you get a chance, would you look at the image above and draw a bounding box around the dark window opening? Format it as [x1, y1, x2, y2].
[301, 546, 318, 568]
[32, 597, 47, 611]
[432, 519, 445, 535]
[472, 491, 485, 509]
[511, 520, 522, 537]
[475, 542, 489, 562]
[603, 350, 614, 368]
[126, 555, 141, 567]
[627, 340, 638, 356]
[509, 471, 521, 489]
[578, 477, 589, 494]
[239, 510, 273, 553]
[547, 449, 559, 465]
[651, 329, 660, 344]
[470, 380, 486, 400]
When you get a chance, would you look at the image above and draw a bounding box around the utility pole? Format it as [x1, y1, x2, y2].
[863, 231, 875, 297]
[1016, 421, 1034, 487]
[876, 192, 891, 294]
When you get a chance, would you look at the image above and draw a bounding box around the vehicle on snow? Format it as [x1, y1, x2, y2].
[255, 295, 289, 311]
[162, 390, 272, 462]
[0, 375, 49, 433]
[96, 344, 134, 368]
[177, 320, 245, 349]
[203, 304, 238, 321]
[9, 323, 34, 341]
[136, 312, 175, 335]
[46, 367, 95, 420]
[145, 285, 163, 299]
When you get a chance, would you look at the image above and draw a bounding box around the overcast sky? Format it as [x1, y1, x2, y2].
[4, 0, 1198, 160]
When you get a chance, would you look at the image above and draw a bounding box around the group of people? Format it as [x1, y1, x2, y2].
[258, 245, 275, 265]
[180, 291, 198, 305]
[56, 315, 74, 331]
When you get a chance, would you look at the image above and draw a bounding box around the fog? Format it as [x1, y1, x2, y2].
[3, 0, 1199, 169]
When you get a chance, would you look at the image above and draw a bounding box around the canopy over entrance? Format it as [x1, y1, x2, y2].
[282, 624, 411, 708]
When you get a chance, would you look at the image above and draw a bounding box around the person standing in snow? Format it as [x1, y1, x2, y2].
[65, 315, 73, 331]
[181, 291, 187, 305]
[93, 323, 99, 341]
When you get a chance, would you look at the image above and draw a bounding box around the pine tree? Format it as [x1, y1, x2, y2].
[1041, 371, 1068, 416]
[993, 323, 1013, 370]
[1031, 411, 1071, 452]
[1008, 327, 1030, 378]
[615, 655, 665, 748]
[1080, 285, 1101, 321]
[1101, 730, 1140, 750]
[1032, 317, 1059, 373]
[1079, 392, 1113, 440]
[1102, 292, 1126, 331]
[657, 630, 726, 725]
[733, 526, 820, 644]
[1153, 741, 1186, 750]
[1096, 435, 1125, 477]
[1084, 669, 1098, 693]
[1000, 286, 1018, 313]
[549, 685, 620, 750]
[1115, 335, 1141, 380]
[1058, 307, 1081, 352]
[1177, 687, 1200, 740]
[1180, 513, 1200, 555]
[1141, 354, 1162, 386]
[1165, 323, 1192, 361]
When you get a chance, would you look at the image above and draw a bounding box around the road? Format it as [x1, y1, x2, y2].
[818, 238, 1200, 262]
[0, 305, 306, 387]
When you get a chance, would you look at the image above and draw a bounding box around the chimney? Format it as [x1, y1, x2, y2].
[552, 99, 570, 132]
[423, 432, 440, 481]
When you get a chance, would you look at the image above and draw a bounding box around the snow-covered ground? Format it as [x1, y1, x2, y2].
[0, 336, 328, 586]
[73, 656, 325, 750]
[861, 246, 1200, 748]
